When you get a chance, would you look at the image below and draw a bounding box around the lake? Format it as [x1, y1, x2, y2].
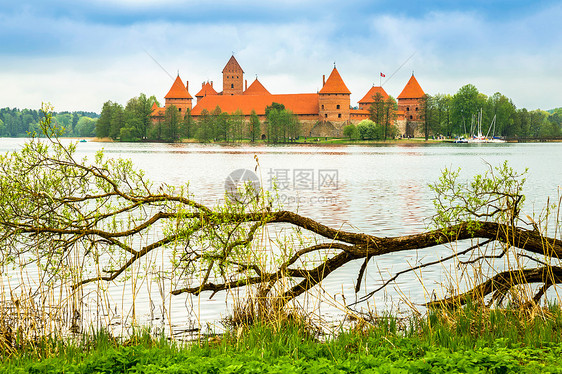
[1, 138, 561, 335]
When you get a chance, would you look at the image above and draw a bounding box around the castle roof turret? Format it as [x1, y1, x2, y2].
[196, 82, 218, 98]
[165, 75, 192, 99]
[397, 74, 424, 99]
[319, 67, 351, 95]
[243, 78, 271, 95]
[222, 55, 244, 74]
[358, 86, 389, 104]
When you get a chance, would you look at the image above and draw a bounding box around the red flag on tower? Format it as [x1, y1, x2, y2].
[380, 72, 385, 77]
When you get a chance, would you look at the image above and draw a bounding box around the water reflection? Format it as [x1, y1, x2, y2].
[1, 138, 561, 334]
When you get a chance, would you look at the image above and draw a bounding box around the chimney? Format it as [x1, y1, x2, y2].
[245, 79, 248, 91]
[323, 75, 325, 86]
[202, 82, 204, 87]
[185, 81, 189, 92]
[211, 81, 213, 87]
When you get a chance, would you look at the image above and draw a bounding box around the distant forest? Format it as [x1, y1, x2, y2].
[0, 108, 99, 138]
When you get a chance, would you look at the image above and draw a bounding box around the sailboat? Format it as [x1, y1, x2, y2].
[468, 110, 486, 143]
[486, 115, 505, 143]
[467, 109, 505, 143]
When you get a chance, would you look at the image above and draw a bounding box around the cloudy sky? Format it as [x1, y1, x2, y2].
[1, 0, 561, 112]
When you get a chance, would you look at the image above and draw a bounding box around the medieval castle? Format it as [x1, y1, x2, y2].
[151, 55, 426, 138]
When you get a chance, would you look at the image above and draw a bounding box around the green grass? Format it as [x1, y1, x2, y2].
[3, 306, 562, 373]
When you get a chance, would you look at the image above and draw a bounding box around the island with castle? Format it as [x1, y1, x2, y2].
[151, 55, 426, 139]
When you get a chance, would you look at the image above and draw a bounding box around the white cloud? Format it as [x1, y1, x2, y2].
[1, 2, 561, 111]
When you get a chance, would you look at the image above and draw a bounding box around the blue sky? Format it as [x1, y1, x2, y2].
[1, 0, 561, 112]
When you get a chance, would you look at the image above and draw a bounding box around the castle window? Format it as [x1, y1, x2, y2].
[406, 107, 410, 111]
[231, 84, 234, 88]
[415, 107, 418, 111]
[325, 114, 328, 118]
[410, 115, 413, 120]
[338, 113, 342, 118]
[321, 105, 324, 110]
[337, 104, 340, 109]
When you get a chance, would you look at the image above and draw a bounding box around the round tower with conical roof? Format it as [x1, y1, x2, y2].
[165, 75, 193, 115]
[397, 74, 425, 137]
[318, 67, 351, 126]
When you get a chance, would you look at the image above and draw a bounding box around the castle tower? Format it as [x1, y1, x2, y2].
[358, 86, 389, 111]
[222, 55, 244, 96]
[318, 67, 351, 124]
[195, 81, 218, 104]
[164, 75, 193, 114]
[397, 74, 425, 136]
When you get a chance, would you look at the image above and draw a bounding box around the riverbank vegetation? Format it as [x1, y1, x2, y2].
[4, 305, 562, 372]
[3, 294, 562, 370]
[1, 107, 562, 370]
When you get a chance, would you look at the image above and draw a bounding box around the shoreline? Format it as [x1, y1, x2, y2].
[4, 136, 561, 145]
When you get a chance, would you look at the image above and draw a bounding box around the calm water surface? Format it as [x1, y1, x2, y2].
[1, 138, 561, 334]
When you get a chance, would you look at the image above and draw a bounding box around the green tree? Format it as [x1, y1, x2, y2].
[249, 110, 261, 142]
[109, 103, 125, 139]
[512, 108, 530, 138]
[217, 111, 231, 142]
[383, 96, 398, 140]
[230, 110, 244, 142]
[419, 94, 436, 140]
[265, 108, 281, 143]
[135, 93, 158, 140]
[356, 119, 382, 140]
[196, 109, 214, 142]
[368, 92, 385, 126]
[180, 109, 195, 139]
[485, 92, 516, 137]
[72, 113, 79, 133]
[343, 123, 358, 140]
[528, 110, 550, 138]
[163, 105, 180, 141]
[451, 84, 486, 136]
[96, 101, 114, 138]
[265, 102, 285, 117]
[285, 110, 300, 141]
[54, 113, 72, 136]
[265, 102, 286, 143]
[433, 94, 452, 136]
[75, 117, 96, 137]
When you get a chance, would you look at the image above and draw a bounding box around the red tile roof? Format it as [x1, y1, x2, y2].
[358, 86, 389, 104]
[195, 82, 218, 97]
[243, 78, 271, 95]
[151, 103, 165, 116]
[222, 55, 244, 73]
[397, 74, 425, 99]
[319, 67, 351, 94]
[165, 75, 192, 99]
[191, 93, 319, 116]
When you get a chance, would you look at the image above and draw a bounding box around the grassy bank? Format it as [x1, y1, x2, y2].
[3, 304, 562, 373]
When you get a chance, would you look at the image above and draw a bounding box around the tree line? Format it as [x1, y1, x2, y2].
[95, 94, 300, 143]
[418, 84, 562, 140]
[0, 107, 98, 137]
